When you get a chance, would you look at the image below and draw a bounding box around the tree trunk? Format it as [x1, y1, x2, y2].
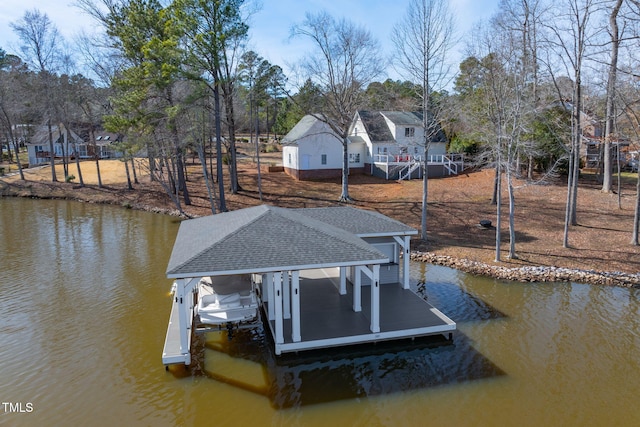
[495, 161, 502, 262]
[421, 142, 429, 241]
[255, 109, 263, 201]
[339, 136, 351, 202]
[507, 163, 517, 259]
[223, 83, 240, 193]
[633, 168, 640, 246]
[570, 75, 581, 226]
[198, 144, 216, 215]
[124, 157, 133, 190]
[563, 139, 574, 248]
[48, 121, 57, 182]
[491, 166, 499, 205]
[214, 82, 227, 212]
[69, 127, 84, 187]
[173, 130, 191, 206]
[602, 0, 623, 193]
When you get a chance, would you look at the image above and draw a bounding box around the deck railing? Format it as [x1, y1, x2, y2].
[373, 152, 465, 179]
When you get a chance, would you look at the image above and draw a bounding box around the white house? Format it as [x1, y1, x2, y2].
[282, 115, 364, 180]
[283, 111, 462, 181]
[351, 110, 455, 180]
[25, 124, 84, 167]
[25, 125, 124, 166]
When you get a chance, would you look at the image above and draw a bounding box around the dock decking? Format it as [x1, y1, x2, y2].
[264, 269, 455, 354]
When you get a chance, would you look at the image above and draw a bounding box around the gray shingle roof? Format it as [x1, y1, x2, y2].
[358, 110, 394, 142]
[380, 111, 423, 126]
[295, 206, 417, 237]
[166, 205, 393, 277]
[358, 110, 447, 144]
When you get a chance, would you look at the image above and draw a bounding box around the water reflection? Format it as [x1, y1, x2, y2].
[266, 333, 503, 409]
[192, 326, 505, 409]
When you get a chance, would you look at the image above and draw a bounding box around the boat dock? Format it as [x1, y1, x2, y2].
[263, 268, 455, 354]
[162, 205, 456, 366]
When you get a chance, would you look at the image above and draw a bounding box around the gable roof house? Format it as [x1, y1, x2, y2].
[25, 124, 84, 167]
[351, 110, 453, 180]
[282, 111, 462, 182]
[282, 114, 365, 180]
[26, 125, 124, 167]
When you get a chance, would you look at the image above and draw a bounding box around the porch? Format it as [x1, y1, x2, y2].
[371, 153, 465, 180]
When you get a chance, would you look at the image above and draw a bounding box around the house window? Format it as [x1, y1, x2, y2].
[288, 153, 292, 165]
[405, 127, 415, 137]
[349, 153, 360, 163]
[321, 154, 327, 165]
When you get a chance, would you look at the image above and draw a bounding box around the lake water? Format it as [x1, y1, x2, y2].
[1, 198, 639, 426]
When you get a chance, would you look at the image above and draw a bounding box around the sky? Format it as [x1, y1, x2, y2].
[0, 0, 501, 83]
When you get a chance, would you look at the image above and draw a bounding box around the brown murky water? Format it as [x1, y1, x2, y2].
[1, 198, 639, 426]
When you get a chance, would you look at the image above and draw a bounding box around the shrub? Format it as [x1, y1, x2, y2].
[65, 175, 76, 183]
[260, 143, 280, 153]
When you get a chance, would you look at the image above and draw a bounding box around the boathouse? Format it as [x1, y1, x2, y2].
[162, 205, 455, 366]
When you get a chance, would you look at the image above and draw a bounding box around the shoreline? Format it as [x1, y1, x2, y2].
[411, 251, 640, 288]
[3, 177, 639, 288]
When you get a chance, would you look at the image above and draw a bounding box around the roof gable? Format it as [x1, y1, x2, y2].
[28, 124, 83, 145]
[281, 114, 338, 146]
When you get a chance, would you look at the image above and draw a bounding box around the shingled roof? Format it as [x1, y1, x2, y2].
[295, 206, 417, 237]
[166, 205, 400, 278]
[357, 110, 394, 143]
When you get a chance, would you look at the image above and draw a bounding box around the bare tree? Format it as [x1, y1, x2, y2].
[602, 0, 624, 193]
[391, 0, 456, 241]
[11, 9, 65, 182]
[292, 11, 384, 202]
[542, 0, 601, 247]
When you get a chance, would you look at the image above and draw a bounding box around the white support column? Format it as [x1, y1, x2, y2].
[370, 265, 380, 333]
[273, 272, 284, 344]
[265, 272, 275, 321]
[353, 266, 362, 312]
[291, 270, 301, 342]
[394, 235, 411, 289]
[403, 236, 410, 289]
[339, 266, 347, 295]
[283, 271, 291, 320]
